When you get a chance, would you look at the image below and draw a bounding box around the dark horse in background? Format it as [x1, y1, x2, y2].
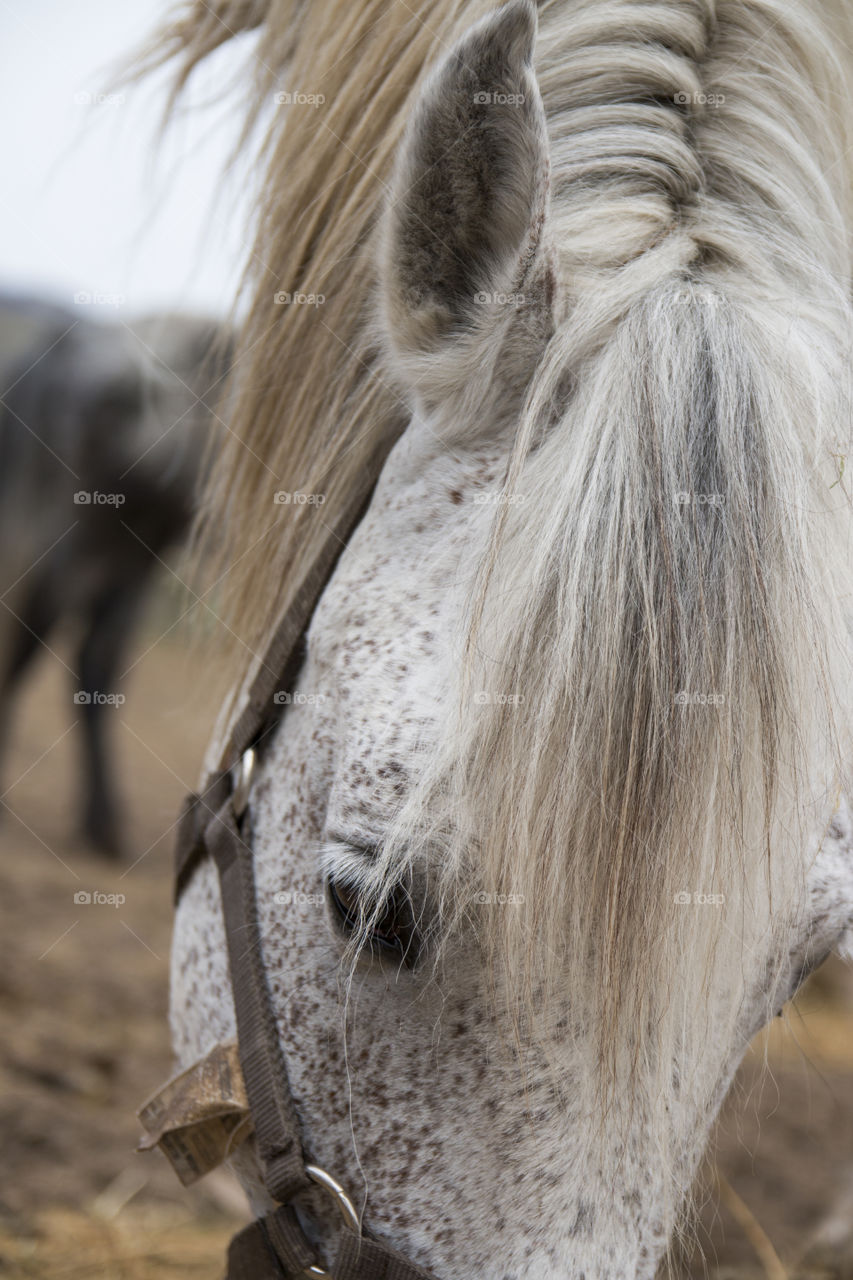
[0, 293, 230, 856]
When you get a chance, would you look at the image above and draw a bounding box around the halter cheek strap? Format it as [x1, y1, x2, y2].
[170, 479, 440, 1280]
[174, 786, 437, 1279]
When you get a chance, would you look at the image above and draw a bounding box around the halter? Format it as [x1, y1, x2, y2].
[168, 474, 440, 1280]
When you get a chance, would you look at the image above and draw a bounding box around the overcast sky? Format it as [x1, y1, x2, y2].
[0, 0, 260, 319]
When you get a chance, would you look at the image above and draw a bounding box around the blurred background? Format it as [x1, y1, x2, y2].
[1, 4, 853, 1279]
[0, 2, 255, 1275]
[0, 0, 257, 314]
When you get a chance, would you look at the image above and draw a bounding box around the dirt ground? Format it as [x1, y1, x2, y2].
[2, 585, 853, 1279]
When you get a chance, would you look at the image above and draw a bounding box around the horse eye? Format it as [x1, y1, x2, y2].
[327, 877, 416, 962]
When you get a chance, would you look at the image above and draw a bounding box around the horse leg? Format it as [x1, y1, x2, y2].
[75, 580, 142, 858]
[0, 573, 62, 808]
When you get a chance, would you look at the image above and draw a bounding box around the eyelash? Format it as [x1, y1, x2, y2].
[326, 875, 417, 963]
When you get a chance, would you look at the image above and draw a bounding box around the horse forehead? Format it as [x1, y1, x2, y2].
[310, 429, 505, 678]
[304, 432, 504, 822]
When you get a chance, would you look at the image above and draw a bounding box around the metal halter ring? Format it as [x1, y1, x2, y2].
[302, 1164, 361, 1278]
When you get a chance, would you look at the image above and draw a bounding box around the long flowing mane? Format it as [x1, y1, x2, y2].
[141, 0, 853, 671]
[148, 0, 853, 1167]
[138, 0, 495, 689]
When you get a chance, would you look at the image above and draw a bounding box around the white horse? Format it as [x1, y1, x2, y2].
[153, 0, 853, 1274]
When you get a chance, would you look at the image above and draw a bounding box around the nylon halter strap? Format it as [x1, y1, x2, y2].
[172, 478, 439, 1280]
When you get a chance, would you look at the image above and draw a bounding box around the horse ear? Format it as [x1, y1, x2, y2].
[379, 0, 552, 394]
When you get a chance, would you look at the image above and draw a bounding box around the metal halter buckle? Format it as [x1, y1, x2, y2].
[302, 1164, 361, 1278]
[231, 747, 256, 819]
